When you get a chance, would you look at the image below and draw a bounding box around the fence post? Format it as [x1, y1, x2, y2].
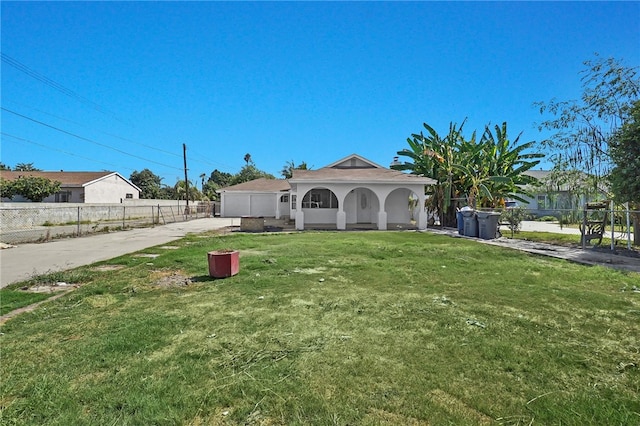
[77, 206, 81, 236]
[581, 206, 587, 250]
[510, 207, 514, 239]
[625, 202, 631, 250]
[610, 200, 615, 251]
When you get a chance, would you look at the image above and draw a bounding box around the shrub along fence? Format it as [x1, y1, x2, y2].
[0, 202, 215, 244]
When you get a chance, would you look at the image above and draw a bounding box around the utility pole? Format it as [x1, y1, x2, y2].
[183, 143, 189, 213]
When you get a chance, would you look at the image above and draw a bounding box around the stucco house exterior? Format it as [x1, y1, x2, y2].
[217, 154, 436, 230]
[0, 171, 140, 203]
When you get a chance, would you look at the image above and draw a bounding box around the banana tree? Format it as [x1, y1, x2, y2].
[395, 120, 544, 226]
[393, 121, 467, 226]
[478, 123, 544, 207]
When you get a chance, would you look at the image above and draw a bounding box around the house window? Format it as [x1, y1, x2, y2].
[291, 195, 297, 210]
[537, 195, 547, 210]
[302, 189, 338, 209]
[125, 193, 133, 199]
[55, 191, 72, 203]
[280, 194, 289, 203]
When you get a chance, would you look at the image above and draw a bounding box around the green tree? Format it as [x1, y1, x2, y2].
[394, 121, 542, 226]
[230, 164, 275, 186]
[394, 121, 467, 226]
[244, 153, 252, 165]
[0, 163, 11, 171]
[535, 55, 640, 177]
[14, 163, 40, 171]
[280, 160, 310, 179]
[208, 169, 233, 187]
[130, 169, 163, 199]
[173, 180, 203, 201]
[9, 176, 61, 202]
[609, 99, 640, 245]
[0, 178, 16, 198]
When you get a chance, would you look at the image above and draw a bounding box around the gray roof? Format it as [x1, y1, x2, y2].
[217, 178, 290, 193]
[288, 154, 436, 185]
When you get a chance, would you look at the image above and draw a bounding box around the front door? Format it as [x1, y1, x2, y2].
[356, 189, 372, 223]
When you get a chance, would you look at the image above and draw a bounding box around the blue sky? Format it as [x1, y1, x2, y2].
[2, 1, 639, 185]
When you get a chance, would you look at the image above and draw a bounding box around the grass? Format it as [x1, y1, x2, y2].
[506, 231, 639, 253]
[0, 291, 52, 316]
[1, 231, 639, 425]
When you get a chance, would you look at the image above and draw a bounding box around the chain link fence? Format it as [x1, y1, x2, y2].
[485, 203, 638, 249]
[0, 202, 216, 244]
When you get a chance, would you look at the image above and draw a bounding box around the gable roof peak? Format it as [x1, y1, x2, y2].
[323, 154, 385, 170]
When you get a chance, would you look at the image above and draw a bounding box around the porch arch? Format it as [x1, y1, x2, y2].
[383, 187, 427, 230]
[296, 187, 340, 230]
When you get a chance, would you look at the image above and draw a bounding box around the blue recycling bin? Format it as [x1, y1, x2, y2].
[456, 211, 464, 234]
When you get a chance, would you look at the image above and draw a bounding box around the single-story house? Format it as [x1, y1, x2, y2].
[519, 170, 608, 216]
[217, 154, 436, 230]
[0, 171, 141, 203]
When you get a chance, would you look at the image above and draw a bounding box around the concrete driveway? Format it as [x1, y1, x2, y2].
[0, 218, 240, 288]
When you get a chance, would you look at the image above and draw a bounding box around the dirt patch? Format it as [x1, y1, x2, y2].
[22, 282, 78, 293]
[134, 253, 160, 258]
[151, 270, 193, 288]
[159, 245, 180, 250]
[92, 265, 126, 272]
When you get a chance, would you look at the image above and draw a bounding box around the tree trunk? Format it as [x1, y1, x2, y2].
[442, 203, 458, 228]
[632, 211, 640, 247]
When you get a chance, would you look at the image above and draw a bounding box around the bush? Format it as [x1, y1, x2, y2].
[501, 207, 527, 232]
[537, 216, 557, 222]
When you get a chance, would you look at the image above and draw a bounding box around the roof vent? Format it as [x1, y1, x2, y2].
[390, 156, 401, 167]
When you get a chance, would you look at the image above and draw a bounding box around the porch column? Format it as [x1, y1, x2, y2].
[417, 194, 427, 230]
[275, 193, 281, 219]
[377, 211, 387, 230]
[295, 210, 305, 230]
[336, 210, 346, 230]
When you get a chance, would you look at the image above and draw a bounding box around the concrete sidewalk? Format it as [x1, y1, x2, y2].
[0, 217, 240, 288]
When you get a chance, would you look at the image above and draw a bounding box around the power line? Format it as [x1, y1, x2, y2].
[2, 107, 183, 172]
[3, 99, 183, 159]
[1, 132, 135, 172]
[1, 53, 122, 122]
[3, 99, 236, 171]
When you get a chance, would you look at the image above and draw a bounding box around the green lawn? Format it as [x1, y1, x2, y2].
[1, 231, 638, 425]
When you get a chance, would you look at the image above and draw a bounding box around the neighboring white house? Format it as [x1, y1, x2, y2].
[518, 170, 609, 216]
[0, 171, 141, 203]
[217, 154, 436, 230]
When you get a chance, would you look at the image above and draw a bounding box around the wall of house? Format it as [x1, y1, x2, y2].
[84, 175, 139, 203]
[292, 182, 427, 229]
[221, 193, 277, 217]
[385, 188, 413, 224]
[302, 208, 338, 224]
